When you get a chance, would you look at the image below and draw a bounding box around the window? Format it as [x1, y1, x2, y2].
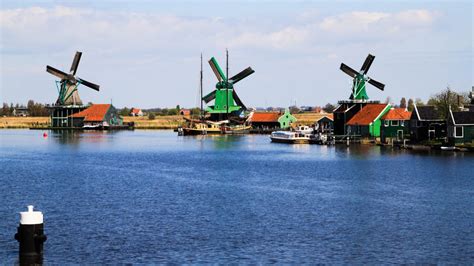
[454, 126, 463, 138]
[384, 120, 389, 127]
[401, 120, 405, 126]
[391, 120, 399, 126]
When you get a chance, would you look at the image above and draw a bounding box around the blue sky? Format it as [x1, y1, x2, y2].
[1, 0, 472, 108]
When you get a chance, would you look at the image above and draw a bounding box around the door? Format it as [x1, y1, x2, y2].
[397, 130, 404, 141]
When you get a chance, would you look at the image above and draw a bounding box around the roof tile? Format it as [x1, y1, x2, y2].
[347, 104, 389, 126]
[70, 104, 111, 122]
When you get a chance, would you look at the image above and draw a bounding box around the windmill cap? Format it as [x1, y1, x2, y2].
[20, 205, 43, 225]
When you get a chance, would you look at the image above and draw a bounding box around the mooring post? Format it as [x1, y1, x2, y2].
[346, 136, 350, 146]
[14, 205, 47, 264]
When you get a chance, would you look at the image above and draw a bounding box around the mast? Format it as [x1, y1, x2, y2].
[200, 53, 203, 120]
[226, 49, 229, 119]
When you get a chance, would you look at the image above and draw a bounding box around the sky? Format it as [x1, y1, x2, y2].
[0, 0, 472, 108]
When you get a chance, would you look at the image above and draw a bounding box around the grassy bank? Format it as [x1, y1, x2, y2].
[0, 117, 50, 128]
[0, 113, 322, 129]
[123, 116, 184, 129]
[0, 116, 186, 129]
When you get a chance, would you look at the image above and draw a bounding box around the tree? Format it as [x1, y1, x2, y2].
[148, 112, 156, 120]
[415, 98, 424, 106]
[407, 98, 414, 111]
[400, 97, 407, 108]
[322, 103, 336, 113]
[427, 87, 468, 119]
[190, 107, 201, 116]
[289, 105, 300, 114]
[167, 108, 178, 115]
[120, 107, 130, 116]
[1, 103, 10, 116]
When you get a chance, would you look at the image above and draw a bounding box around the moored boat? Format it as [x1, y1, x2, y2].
[270, 130, 312, 144]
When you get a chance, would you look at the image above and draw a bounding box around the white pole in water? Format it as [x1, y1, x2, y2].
[346, 136, 350, 146]
[14, 205, 47, 264]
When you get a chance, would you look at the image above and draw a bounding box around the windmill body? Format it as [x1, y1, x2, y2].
[203, 56, 254, 120]
[333, 54, 386, 136]
[45, 51, 100, 128]
[46, 51, 100, 106]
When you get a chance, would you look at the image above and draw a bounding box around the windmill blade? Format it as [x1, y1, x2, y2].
[202, 90, 216, 103]
[208, 57, 226, 81]
[367, 78, 385, 91]
[70, 51, 82, 75]
[77, 77, 100, 91]
[229, 67, 254, 84]
[233, 90, 247, 110]
[46, 65, 68, 80]
[340, 63, 358, 78]
[360, 54, 375, 74]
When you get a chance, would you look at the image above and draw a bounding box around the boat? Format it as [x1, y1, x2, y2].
[180, 120, 251, 135]
[440, 146, 457, 151]
[270, 130, 312, 144]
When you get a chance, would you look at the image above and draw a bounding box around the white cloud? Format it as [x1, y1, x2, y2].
[318, 9, 439, 35]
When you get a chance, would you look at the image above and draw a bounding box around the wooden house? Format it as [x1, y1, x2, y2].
[346, 103, 391, 138]
[333, 101, 369, 136]
[179, 109, 191, 116]
[380, 108, 412, 143]
[248, 109, 296, 130]
[130, 108, 143, 116]
[315, 115, 333, 133]
[71, 104, 123, 128]
[447, 108, 474, 145]
[409, 105, 446, 142]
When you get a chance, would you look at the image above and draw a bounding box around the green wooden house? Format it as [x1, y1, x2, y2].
[346, 103, 391, 138]
[448, 108, 474, 146]
[380, 108, 412, 143]
[278, 109, 297, 129]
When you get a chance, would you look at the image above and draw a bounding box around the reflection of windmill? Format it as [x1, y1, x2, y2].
[202, 50, 254, 120]
[46, 51, 100, 106]
[340, 54, 385, 101]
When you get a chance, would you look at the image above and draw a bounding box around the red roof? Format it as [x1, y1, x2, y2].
[249, 112, 281, 122]
[71, 104, 111, 122]
[347, 104, 389, 126]
[382, 108, 411, 120]
[130, 108, 141, 114]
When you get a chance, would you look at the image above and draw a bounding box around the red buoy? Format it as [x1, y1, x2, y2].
[43, 132, 48, 138]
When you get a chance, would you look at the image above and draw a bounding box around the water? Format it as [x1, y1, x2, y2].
[0, 129, 473, 263]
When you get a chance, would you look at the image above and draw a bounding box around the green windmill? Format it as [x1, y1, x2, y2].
[340, 54, 385, 100]
[46, 51, 100, 106]
[202, 51, 255, 119]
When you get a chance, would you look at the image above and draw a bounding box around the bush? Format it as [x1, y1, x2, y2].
[148, 113, 156, 120]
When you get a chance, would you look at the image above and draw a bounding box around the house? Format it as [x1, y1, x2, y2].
[70, 104, 123, 128]
[12, 107, 29, 117]
[409, 105, 447, 142]
[315, 114, 333, 133]
[179, 109, 191, 116]
[333, 101, 371, 135]
[447, 108, 474, 145]
[248, 109, 297, 130]
[130, 108, 143, 116]
[346, 103, 391, 138]
[380, 108, 412, 143]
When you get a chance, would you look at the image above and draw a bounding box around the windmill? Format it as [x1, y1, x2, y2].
[202, 50, 254, 119]
[46, 51, 100, 106]
[340, 54, 385, 101]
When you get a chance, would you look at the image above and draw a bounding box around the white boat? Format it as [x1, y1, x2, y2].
[270, 130, 312, 144]
[441, 146, 456, 151]
[295, 125, 314, 135]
